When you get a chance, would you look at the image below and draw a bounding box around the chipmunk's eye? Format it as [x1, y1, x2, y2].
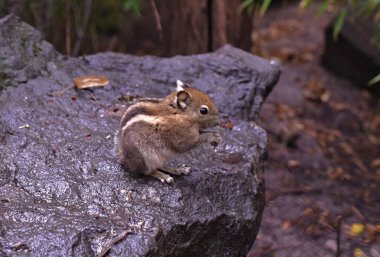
[199, 105, 209, 115]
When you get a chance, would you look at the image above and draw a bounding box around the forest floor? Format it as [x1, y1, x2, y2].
[247, 3, 380, 257]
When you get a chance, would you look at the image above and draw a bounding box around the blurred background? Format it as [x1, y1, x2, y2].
[0, 0, 254, 56]
[1, 0, 379, 256]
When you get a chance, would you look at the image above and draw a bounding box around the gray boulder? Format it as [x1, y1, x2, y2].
[0, 14, 280, 257]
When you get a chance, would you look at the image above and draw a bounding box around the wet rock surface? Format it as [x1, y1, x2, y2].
[0, 15, 280, 257]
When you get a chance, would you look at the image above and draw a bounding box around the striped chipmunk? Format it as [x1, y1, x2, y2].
[116, 80, 221, 184]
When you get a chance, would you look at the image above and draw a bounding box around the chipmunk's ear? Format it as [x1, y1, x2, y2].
[176, 90, 192, 109]
[176, 80, 184, 92]
[176, 80, 191, 92]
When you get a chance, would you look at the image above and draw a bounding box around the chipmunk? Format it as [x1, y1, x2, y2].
[116, 80, 220, 184]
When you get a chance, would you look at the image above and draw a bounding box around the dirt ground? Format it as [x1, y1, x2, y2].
[247, 3, 380, 257]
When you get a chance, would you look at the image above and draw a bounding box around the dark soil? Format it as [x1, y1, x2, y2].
[248, 3, 380, 257]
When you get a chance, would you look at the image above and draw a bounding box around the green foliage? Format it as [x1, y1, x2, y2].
[121, 0, 145, 17]
[317, 0, 330, 16]
[260, 0, 272, 16]
[239, 0, 255, 14]
[239, 0, 272, 15]
[333, 9, 347, 40]
[240, 0, 380, 40]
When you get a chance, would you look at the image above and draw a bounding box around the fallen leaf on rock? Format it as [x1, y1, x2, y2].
[351, 223, 365, 236]
[74, 75, 109, 89]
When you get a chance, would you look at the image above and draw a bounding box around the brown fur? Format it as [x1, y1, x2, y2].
[117, 85, 220, 178]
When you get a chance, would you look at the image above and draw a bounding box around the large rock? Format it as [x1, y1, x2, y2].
[0, 15, 280, 257]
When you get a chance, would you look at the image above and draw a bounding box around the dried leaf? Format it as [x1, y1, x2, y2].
[303, 79, 329, 102]
[353, 248, 366, 257]
[281, 220, 292, 230]
[320, 90, 331, 102]
[275, 103, 298, 119]
[371, 158, 380, 168]
[340, 142, 353, 155]
[366, 224, 380, 242]
[327, 167, 346, 180]
[351, 223, 365, 236]
[287, 160, 301, 168]
[301, 207, 314, 216]
[74, 75, 109, 89]
[299, 52, 314, 62]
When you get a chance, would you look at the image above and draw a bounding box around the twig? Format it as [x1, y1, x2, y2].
[351, 206, 365, 222]
[150, 0, 163, 44]
[47, 84, 74, 97]
[336, 215, 342, 257]
[98, 230, 130, 257]
[90, 94, 107, 109]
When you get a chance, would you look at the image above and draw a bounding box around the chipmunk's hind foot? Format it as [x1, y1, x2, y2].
[151, 170, 174, 184]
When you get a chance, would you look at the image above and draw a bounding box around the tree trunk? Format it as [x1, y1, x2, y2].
[158, 0, 253, 56]
[212, 0, 253, 51]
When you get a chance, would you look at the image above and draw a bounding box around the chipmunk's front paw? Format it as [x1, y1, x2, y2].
[208, 133, 221, 148]
[175, 164, 191, 175]
[158, 165, 191, 176]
